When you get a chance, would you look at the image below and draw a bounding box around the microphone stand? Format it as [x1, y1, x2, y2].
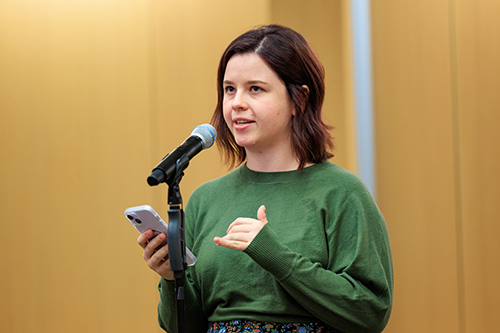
[166, 155, 189, 333]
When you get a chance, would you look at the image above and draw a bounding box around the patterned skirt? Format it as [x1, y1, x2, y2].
[208, 319, 338, 333]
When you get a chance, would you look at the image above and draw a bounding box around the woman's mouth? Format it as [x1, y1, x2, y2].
[235, 120, 253, 125]
[234, 120, 254, 130]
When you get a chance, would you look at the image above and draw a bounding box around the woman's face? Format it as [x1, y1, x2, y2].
[222, 53, 295, 156]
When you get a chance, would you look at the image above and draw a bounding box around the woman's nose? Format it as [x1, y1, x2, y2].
[232, 91, 248, 111]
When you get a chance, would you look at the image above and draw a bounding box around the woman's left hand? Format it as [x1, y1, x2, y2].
[214, 205, 268, 251]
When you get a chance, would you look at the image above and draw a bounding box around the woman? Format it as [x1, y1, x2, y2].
[138, 24, 393, 333]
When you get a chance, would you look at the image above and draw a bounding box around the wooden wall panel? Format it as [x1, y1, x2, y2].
[0, 2, 162, 332]
[454, 1, 500, 332]
[371, 1, 460, 332]
[373, 0, 500, 332]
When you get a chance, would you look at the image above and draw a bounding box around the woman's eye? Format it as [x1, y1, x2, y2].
[250, 86, 262, 93]
[224, 86, 234, 93]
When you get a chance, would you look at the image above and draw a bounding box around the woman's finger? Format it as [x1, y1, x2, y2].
[226, 218, 259, 233]
[148, 242, 169, 268]
[226, 223, 257, 235]
[137, 229, 153, 249]
[214, 236, 248, 251]
[143, 232, 167, 260]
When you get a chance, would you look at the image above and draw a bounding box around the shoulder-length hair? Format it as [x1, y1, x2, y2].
[211, 24, 334, 170]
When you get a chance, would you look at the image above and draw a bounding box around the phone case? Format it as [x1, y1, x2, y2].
[124, 205, 197, 266]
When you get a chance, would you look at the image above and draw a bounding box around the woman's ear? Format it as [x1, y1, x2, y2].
[299, 85, 310, 113]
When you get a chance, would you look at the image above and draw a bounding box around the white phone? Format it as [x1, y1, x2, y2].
[124, 205, 196, 266]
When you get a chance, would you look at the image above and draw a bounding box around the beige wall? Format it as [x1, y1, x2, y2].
[373, 0, 500, 332]
[455, 1, 500, 331]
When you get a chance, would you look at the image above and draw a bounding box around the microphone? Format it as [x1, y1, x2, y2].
[147, 124, 217, 186]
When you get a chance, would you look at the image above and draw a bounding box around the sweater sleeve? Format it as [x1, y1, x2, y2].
[244, 186, 393, 333]
[157, 274, 207, 333]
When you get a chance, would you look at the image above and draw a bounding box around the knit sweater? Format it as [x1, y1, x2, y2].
[158, 161, 393, 333]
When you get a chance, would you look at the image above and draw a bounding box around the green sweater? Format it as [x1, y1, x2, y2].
[158, 161, 393, 333]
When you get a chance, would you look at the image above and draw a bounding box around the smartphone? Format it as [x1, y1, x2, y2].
[124, 205, 196, 266]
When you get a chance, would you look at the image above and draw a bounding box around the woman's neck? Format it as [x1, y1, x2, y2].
[245, 146, 300, 172]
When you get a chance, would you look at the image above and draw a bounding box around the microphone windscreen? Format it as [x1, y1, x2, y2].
[191, 124, 217, 149]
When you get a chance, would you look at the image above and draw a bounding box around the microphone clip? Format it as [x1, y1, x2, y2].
[168, 153, 190, 188]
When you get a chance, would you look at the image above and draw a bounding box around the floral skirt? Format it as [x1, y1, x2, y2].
[208, 319, 338, 333]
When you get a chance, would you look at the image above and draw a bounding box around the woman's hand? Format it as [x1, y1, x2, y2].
[214, 205, 268, 251]
[137, 230, 175, 281]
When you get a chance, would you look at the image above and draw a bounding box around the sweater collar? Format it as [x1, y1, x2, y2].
[237, 161, 327, 184]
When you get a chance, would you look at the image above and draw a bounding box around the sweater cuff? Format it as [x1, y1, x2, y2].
[158, 278, 176, 302]
[244, 224, 298, 281]
[159, 277, 176, 287]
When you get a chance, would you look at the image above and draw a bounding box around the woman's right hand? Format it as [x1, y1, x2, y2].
[137, 230, 175, 281]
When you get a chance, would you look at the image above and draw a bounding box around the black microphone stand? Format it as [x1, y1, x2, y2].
[165, 155, 189, 333]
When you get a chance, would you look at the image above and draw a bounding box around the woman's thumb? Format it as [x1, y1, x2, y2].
[257, 205, 267, 223]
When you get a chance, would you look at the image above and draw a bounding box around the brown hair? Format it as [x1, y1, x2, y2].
[211, 24, 334, 170]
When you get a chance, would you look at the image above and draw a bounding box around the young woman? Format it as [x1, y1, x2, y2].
[138, 24, 393, 333]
